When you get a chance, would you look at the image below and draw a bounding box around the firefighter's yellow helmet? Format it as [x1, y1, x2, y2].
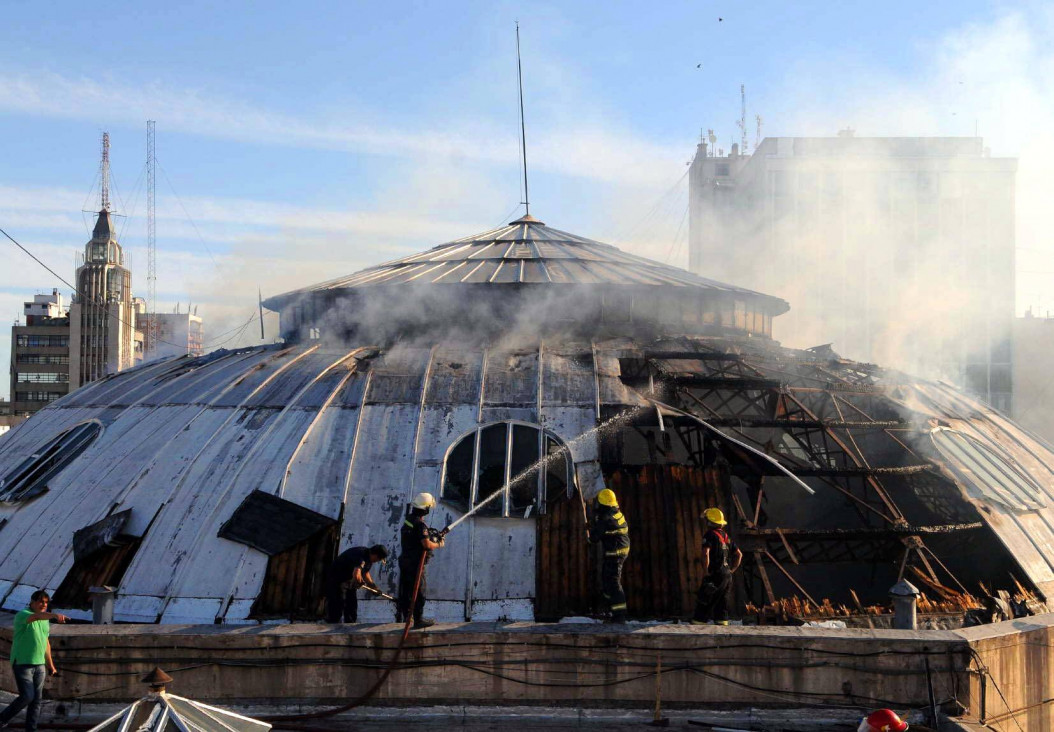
[412, 492, 436, 510]
[596, 489, 618, 507]
[703, 507, 727, 526]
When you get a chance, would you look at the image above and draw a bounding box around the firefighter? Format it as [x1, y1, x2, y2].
[857, 709, 910, 732]
[589, 488, 629, 622]
[397, 492, 444, 629]
[692, 507, 742, 624]
[325, 544, 388, 623]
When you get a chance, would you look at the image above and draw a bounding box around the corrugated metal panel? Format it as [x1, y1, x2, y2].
[489, 260, 522, 283]
[521, 260, 551, 283]
[364, 349, 430, 404]
[425, 350, 484, 405]
[212, 347, 312, 407]
[244, 352, 337, 408]
[460, 260, 501, 283]
[541, 346, 595, 406]
[482, 350, 539, 406]
[143, 349, 277, 406]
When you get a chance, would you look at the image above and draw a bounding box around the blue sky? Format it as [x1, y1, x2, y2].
[2, 1, 1053, 398]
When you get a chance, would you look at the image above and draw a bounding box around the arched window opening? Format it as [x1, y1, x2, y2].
[0, 421, 102, 504]
[440, 422, 574, 518]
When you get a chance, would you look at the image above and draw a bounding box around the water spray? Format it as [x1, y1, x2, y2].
[439, 405, 650, 537]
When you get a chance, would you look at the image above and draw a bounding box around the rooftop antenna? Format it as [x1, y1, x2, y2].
[100, 132, 111, 212]
[755, 114, 763, 151]
[516, 21, 530, 217]
[736, 84, 748, 154]
[146, 121, 157, 357]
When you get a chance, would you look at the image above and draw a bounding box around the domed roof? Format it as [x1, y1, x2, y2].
[265, 214, 788, 314]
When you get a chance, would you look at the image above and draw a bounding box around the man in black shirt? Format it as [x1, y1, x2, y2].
[588, 489, 630, 622]
[398, 492, 444, 629]
[693, 507, 742, 624]
[326, 544, 388, 623]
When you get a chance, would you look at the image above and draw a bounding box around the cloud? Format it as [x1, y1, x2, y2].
[0, 68, 682, 188]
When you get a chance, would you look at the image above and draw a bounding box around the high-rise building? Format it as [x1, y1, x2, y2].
[140, 311, 205, 360]
[689, 133, 1016, 411]
[69, 209, 143, 388]
[10, 289, 71, 414]
[1011, 312, 1054, 443]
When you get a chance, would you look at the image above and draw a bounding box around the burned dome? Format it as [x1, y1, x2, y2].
[263, 215, 788, 343]
[0, 215, 1051, 625]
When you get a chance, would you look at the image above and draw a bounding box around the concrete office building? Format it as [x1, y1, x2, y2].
[689, 132, 1016, 411]
[9, 289, 71, 415]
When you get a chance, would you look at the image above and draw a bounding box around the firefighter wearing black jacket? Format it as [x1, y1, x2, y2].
[693, 507, 742, 624]
[397, 492, 444, 630]
[589, 489, 629, 622]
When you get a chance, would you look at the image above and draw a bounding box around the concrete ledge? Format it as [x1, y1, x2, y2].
[0, 619, 971, 713]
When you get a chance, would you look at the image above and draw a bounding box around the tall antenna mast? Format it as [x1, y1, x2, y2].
[516, 21, 530, 217]
[146, 121, 157, 357]
[100, 132, 111, 211]
[736, 84, 748, 153]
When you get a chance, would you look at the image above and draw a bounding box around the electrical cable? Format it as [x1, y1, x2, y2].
[155, 161, 224, 277]
[967, 647, 1025, 732]
[2, 225, 257, 353]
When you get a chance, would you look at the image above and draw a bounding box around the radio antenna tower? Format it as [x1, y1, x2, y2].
[516, 21, 530, 217]
[736, 84, 748, 154]
[146, 121, 158, 357]
[100, 132, 111, 211]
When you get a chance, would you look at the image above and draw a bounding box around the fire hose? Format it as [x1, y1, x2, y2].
[263, 547, 432, 728]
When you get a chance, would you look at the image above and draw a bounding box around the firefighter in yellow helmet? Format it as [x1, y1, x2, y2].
[398, 492, 444, 629]
[692, 507, 742, 624]
[589, 489, 629, 622]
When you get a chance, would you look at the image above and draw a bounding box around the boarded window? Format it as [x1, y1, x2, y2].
[251, 521, 341, 620]
[0, 421, 102, 504]
[53, 511, 140, 611]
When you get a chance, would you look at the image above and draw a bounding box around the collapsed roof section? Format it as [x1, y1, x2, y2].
[613, 337, 1054, 609]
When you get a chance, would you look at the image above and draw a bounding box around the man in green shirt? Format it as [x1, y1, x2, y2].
[0, 590, 67, 731]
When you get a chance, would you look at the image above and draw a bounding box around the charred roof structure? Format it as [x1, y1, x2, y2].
[0, 214, 1050, 624]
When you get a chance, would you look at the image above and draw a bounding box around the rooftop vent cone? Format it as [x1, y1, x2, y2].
[141, 667, 173, 693]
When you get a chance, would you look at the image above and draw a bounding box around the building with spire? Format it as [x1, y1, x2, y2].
[69, 133, 143, 388]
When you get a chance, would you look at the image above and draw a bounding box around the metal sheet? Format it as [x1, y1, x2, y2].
[482, 350, 539, 406]
[219, 491, 336, 556]
[541, 346, 595, 406]
[424, 350, 484, 405]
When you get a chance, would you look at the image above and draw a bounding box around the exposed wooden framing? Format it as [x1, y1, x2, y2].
[753, 550, 776, 604]
[763, 550, 818, 607]
[775, 528, 799, 565]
